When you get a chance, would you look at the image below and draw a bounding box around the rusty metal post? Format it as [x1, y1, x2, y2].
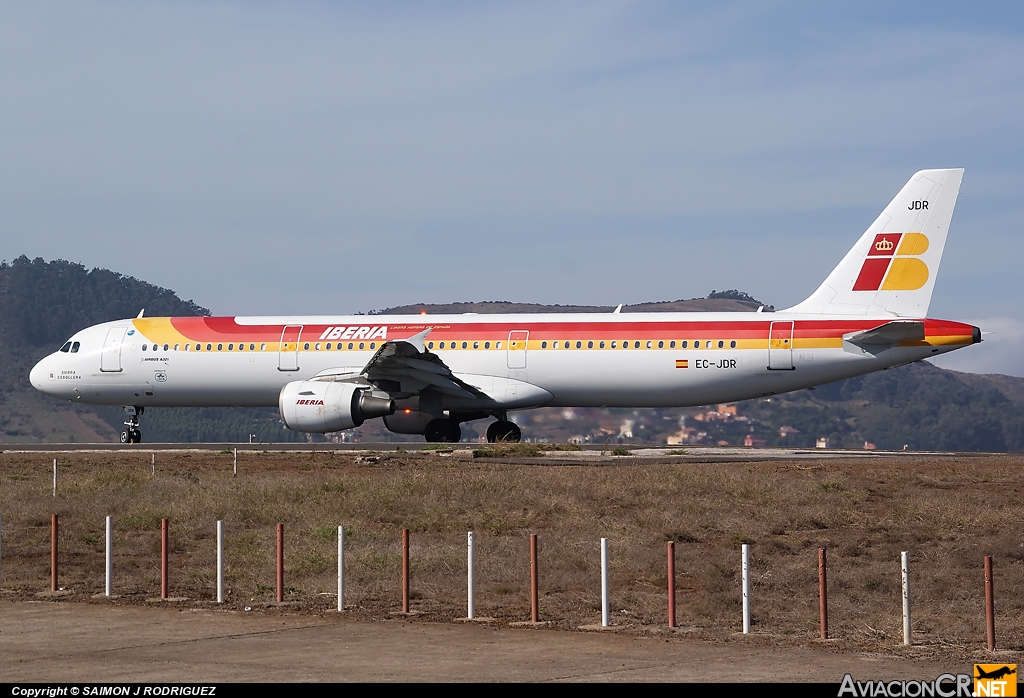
[401, 528, 410, 613]
[667, 541, 676, 628]
[530, 533, 539, 622]
[276, 523, 284, 603]
[984, 556, 995, 651]
[160, 518, 168, 599]
[50, 514, 58, 592]
[818, 547, 828, 640]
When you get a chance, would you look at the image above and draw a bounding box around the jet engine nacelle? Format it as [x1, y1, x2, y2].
[279, 381, 395, 433]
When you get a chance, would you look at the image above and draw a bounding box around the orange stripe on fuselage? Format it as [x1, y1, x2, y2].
[131, 317, 976, 349]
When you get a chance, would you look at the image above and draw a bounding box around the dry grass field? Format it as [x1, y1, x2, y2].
[1, 449, 1022, 660]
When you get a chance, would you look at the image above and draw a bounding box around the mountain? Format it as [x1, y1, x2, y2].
[0, 256, 304, 443]
[2, 256, 1021, 450]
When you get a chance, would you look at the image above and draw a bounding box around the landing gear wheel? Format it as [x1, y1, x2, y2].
[120, 405, 144, 445]
[486, 420, 522, 443]
[424, 419, 462, 443]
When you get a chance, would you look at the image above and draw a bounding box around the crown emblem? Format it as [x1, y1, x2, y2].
[875, 237, 894, 251]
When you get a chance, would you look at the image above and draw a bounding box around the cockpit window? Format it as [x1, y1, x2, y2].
[71, 342, 80, 353]
[59, 342, 72, 353]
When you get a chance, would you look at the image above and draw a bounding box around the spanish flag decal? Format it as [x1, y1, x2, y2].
[675, 359, 689, 369]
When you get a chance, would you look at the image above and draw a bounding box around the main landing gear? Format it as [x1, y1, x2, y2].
[486, 419, 521, 443]
[424, 418, 462, 443]
[120, 405, 144, 444]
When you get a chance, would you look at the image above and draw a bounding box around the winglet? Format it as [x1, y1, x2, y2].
[402, 328, 432, 353]
[613, 304, 623, 314]
[137, 309, 145, 318]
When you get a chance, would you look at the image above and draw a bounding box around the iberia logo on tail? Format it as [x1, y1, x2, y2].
[853, 232, 930, 292]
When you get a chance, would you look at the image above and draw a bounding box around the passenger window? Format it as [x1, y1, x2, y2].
[428, 341, 434, 349]
[706, 341, 712, 349]
[359, 342, 365, 350]
[228, 344, 234, 351]
[611, 341, 617, 349]
[484, 342, 490, 349]
[730, 340, 736, 348]
[670, 341, 675, 349]
[541, 341, 548, 349]
[646, 341, 652, 349]
[576, 341, 582, 349]
[217, 344, 223, 351]
[462, 341, 468, 349]
[60, 342, 71, 353]
[325, 343, 331, 350]
[347, 342, 354, 350]
[174, 344, 180, 351]
[314, 343, 320, 351]
[303, 343, 309, 350]
[658, 341, 664, 349]
[439, 342, 445, 349]
[599, 341, 605, 349]
[496, 341, 502, 349]
[682, 341, 687, 348]
[207, 344, 213, 351]
[185, 344, 191, 351]
[718, 341, 724, 348]
[260, 343, 266, 351]
[370, 343, 376, 349]
[142, 344, 148, 351]
[473, 341, 479, 349]
[634, 341, 640, 349]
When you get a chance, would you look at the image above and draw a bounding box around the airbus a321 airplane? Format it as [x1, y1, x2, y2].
[31, 169, 980, 444]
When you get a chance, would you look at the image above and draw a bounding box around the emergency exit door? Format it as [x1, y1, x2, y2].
[768, 321, 795, 370]
[507, 330, 529, 369]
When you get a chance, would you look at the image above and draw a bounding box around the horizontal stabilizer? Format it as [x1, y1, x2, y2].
[843, 320, 924, 347]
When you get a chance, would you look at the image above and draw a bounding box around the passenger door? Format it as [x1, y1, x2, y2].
[278, 325, 303, 371]
[768, 321, 795, 370]
[100, 327, 127, 372]
[507, 330, 529, 369]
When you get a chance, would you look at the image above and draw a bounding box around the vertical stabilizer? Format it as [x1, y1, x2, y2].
[784, 168, 963, 317]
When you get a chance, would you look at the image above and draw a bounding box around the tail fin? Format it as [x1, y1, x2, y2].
[784, 168, 964, 317]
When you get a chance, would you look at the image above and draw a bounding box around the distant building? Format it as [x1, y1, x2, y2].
[778, 425, 800, 438]
[816, 438, 829, 449]
[863, 441, 876, 450]
[743, 434, 766, 447]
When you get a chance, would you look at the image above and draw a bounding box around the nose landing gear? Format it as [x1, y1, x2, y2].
[120, 405, 144, 444]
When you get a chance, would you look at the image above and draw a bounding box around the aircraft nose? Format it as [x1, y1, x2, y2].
[29, 357, 51, 392]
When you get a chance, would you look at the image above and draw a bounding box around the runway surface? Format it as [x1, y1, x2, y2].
[0, 601, 977, 683]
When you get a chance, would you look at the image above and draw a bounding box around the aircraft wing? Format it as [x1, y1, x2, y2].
[312, 329, 489, 400]
[843, 320, 925, 347]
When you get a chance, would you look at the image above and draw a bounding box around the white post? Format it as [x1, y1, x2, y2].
[233, 448, 237, 478]
[0, 512, 3, 589]
[53, 459, 57, 497]
[337, 526, 345, 612]
[601, 537, 610, 627]
[105, 516, 113, 596]
[467, 531, 475, 619]
[216, 520, 224, 603]
[901, 551, 911, 646]
[151, 453, 155, 476]
[742, 544, 750, 634]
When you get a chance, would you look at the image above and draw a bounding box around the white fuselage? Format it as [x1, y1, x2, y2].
[29, 311, 978, 413]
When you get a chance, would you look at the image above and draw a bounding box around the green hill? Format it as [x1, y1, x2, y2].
[0, 256, 303, 444]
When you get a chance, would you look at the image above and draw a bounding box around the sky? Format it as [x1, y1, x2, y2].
[1, 1, 1022, 374]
